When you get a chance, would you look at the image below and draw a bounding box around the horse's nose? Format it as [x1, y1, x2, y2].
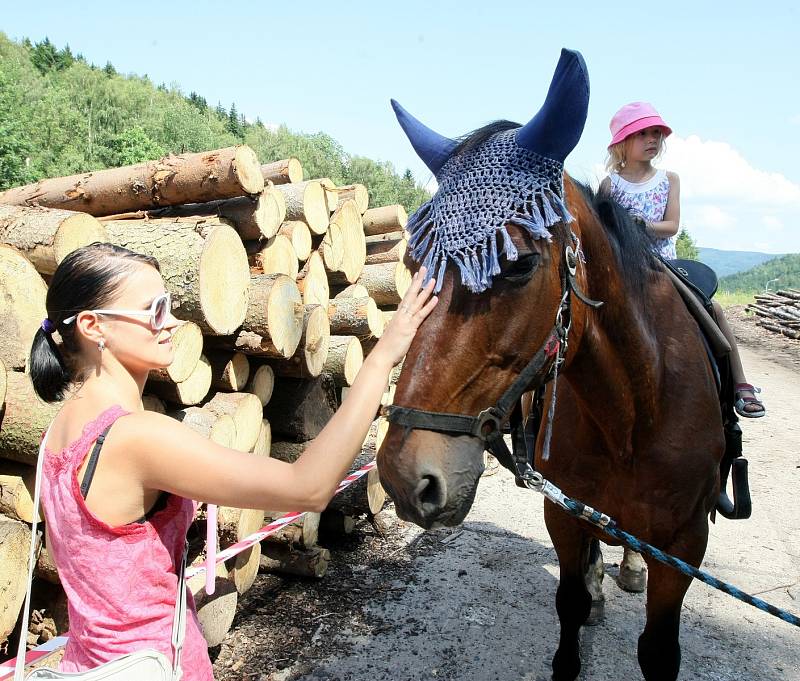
[414, 471, 448, 522]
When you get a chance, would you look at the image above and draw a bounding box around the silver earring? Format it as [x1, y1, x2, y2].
[98, 338, 106, 352]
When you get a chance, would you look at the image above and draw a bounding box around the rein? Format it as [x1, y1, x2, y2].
[385, 229, 602, 484]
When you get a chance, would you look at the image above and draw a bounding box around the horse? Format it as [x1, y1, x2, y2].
[377, 50, 725, 681]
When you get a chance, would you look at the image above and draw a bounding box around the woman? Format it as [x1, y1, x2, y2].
[29, 242, 437, 678]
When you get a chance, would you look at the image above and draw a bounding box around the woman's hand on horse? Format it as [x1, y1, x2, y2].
[373, 267, 438, 366]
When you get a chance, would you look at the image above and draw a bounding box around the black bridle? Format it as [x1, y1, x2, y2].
[384, 230, 603, 485]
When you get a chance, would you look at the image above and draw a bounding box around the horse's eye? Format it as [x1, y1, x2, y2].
[501, 253, 541, 283]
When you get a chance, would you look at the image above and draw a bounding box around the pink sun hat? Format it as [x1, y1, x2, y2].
[608, 101, 673, 148]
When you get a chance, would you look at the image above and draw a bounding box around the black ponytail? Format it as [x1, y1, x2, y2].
[29, 243, 161, 402]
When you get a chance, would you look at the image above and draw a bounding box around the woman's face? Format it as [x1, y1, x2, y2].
[625, 126, 664, 163]
[85, 264, 180, 374]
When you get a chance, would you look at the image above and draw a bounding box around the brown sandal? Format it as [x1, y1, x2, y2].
[734, 383, 765, 419]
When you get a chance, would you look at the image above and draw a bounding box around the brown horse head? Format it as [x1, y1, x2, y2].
[377, 182, 588, 528]
[378, 49, 591, 528]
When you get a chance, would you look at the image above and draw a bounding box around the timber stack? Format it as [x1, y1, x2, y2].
[0, 145, 414, 655]
[746, 289, 800, 340]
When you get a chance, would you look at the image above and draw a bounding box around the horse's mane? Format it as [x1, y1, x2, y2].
[452, 120, 521, 157]
[574, 182, 660, 298]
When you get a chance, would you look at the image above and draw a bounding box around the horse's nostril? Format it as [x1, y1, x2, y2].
[415, 474, 445, 515]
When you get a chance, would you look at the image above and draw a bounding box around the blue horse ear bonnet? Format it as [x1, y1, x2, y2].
[392, 49, 589, 293]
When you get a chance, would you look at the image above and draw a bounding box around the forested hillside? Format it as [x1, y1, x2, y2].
[0, 34, 429, 211]
[719, 253, 800, 293]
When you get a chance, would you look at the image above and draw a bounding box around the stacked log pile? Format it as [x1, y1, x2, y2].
[746, 289, 800, 340]
[0, 145, 412, 654]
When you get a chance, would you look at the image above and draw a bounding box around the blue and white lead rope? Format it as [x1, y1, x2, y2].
[527, 473, 800, 628]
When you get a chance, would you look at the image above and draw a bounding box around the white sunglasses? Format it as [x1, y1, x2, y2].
[62, 293, 172, 331]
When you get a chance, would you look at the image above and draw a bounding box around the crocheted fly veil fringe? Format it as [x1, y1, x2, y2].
[406, 129, 573, 294]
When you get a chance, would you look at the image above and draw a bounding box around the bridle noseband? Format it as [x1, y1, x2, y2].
[384, 230, 603, 486]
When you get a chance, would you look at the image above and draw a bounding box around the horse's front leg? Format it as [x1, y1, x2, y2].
[545, 502, 595, 681]
[637, 523, 708, 681]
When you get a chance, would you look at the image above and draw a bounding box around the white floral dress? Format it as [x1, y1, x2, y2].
[609, 169, 675, 260]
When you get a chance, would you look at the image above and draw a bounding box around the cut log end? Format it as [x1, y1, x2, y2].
[200, 225, 251, 334]
[234, 145, 266, 195]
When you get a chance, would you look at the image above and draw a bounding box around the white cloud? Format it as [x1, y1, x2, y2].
[662, 135, 800, 205]
[691, 205, 735, 231]
[760, 215, 784, 232]
[790, 114, 800, 126]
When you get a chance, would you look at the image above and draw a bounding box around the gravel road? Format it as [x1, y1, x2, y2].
[215, 343, 800, 681]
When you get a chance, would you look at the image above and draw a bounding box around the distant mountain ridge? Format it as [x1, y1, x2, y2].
[718, 253, 800, 293]
[697, 247, 782, 277]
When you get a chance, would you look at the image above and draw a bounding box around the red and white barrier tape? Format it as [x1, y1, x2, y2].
[0, 460, 377, 678]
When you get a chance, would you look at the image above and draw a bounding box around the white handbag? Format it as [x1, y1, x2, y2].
[13, 428, 187, 681]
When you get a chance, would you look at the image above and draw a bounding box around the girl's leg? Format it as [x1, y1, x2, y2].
[712, 301, 765, 417]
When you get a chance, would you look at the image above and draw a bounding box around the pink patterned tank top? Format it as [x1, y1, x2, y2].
[609, 169, 676, 259]
[40, 406, 214, 680]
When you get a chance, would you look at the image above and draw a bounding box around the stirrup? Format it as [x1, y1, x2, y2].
[716, 422, 752, 520]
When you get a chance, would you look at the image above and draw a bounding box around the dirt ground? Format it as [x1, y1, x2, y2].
[212, 310, 800, 681]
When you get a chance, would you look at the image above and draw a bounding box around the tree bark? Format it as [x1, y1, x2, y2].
[207, 350, 250, 392]
[323, 336, 363, 387]
[187, 558, 237, 648]
[0, 204, 107, 276]
[147, 321, 203, 384]
[0, 462, 35, 523]
[208, 274, 303, 359]
[328, 296, 384, 339]
[0, 372, 60, 466]
[331, 184, 369, 214]
[356, 261, 413, 307]
[0, 517, 31, 640]
[265, 375, 338, 442]
[118, 186, 287, 242]
[0, 146, 264, 216]
[146, 353, 212, 406]
[332, 283, 369, 299]
[0, 358, 6, 411]
[259, 544, 330, 579]
[365, 237, 407, 265]
[262, 511, 320, 549]
[273, 181, 329, 235]
[296, 251, 329, 309]
[269, 305, 330, 379]
[142, 395, 166, 413]
[362, 204, 408, 236]
[104, 219, 250, 335]
[0, 245, 48, 370]
[261, 158, 303, 185]
[278, 220, 312, 261]
[325, 452, 386, 517]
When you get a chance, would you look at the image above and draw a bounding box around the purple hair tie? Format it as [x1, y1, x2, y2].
[41, 319, 56, 334]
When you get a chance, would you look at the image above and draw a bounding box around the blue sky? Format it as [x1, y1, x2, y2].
[3, 1, 799, 252]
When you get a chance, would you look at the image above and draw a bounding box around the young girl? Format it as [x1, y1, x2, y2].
[29, 243, 437, 678]
[601, 101, 764, 420]
[600, 101, 764, 594]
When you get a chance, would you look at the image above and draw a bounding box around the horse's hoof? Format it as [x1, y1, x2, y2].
[617, 565, 647, 593]
[584, 597, 605, 626]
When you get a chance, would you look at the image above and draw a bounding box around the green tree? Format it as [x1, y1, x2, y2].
[676, 228, 699, 260]
[103, 61, 117, 77]
[100, 126, 165, 166]
[29, 37, 60, 74]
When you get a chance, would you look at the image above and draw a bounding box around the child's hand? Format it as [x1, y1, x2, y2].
[371, 267, 438, 367]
